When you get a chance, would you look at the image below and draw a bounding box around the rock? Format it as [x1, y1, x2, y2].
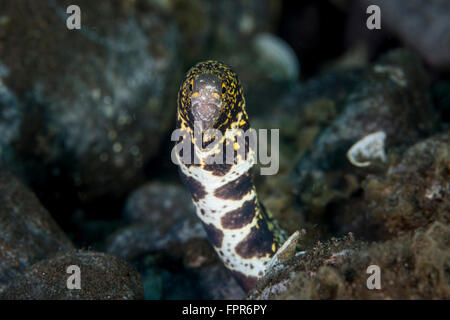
[249, 221, 450, 299]
[359, 131, 450, 237]
[123, 182, 196, 225]
[251, 33, 300, 81]
[105, 220, 205, 261]
[170, 0, 280, 65]
[224, 32, 300, 86]
[250, 68, 363, 166]
[107, 182, 202, 260]
[360, 0, 450, 70]
[0, 0, 181, 203]
[248, 234, 363, 300]
[0, 171, 74, 294]
[0, 250, 144, 300]
[290, 50, 437, 233]
[226, 69, 361, 238]
[328, 130, 449, 240]
[0, 63, 22, 171]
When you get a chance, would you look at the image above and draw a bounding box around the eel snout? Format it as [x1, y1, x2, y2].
[190, 73, 222, 131]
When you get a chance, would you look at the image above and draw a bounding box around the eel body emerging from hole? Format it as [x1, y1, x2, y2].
[174, 60, 299, 291]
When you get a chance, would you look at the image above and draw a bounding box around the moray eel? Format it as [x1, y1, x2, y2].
[174, 60, 298, 291]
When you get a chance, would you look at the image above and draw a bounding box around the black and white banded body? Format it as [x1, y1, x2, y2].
[174, 61, 297, 291]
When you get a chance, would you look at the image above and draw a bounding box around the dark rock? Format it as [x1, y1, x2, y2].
[249, 70, 362, 234]
[170, 0, 280, 65]
[0, 171, 74, 294]
[105, 220, 205, 261]
[0, 250, 144, 300]
[107, 182, 202, 260]
[0, 0, 181, 203]
[123, 182, 196, 225]
[290, 50, 437, 233]
[360, 0, 450, 70]
[252, 69, 362, 169]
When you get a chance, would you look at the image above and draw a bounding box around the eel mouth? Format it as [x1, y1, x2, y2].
[190, 73, 222, 131]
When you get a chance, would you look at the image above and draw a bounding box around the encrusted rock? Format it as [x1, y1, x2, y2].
[0, 250, 144, 300]
[249, 222, 450, 299]
[361, 130, 450, 237]
[291, 49, 437, 232]
[0, 171, 74, 294]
